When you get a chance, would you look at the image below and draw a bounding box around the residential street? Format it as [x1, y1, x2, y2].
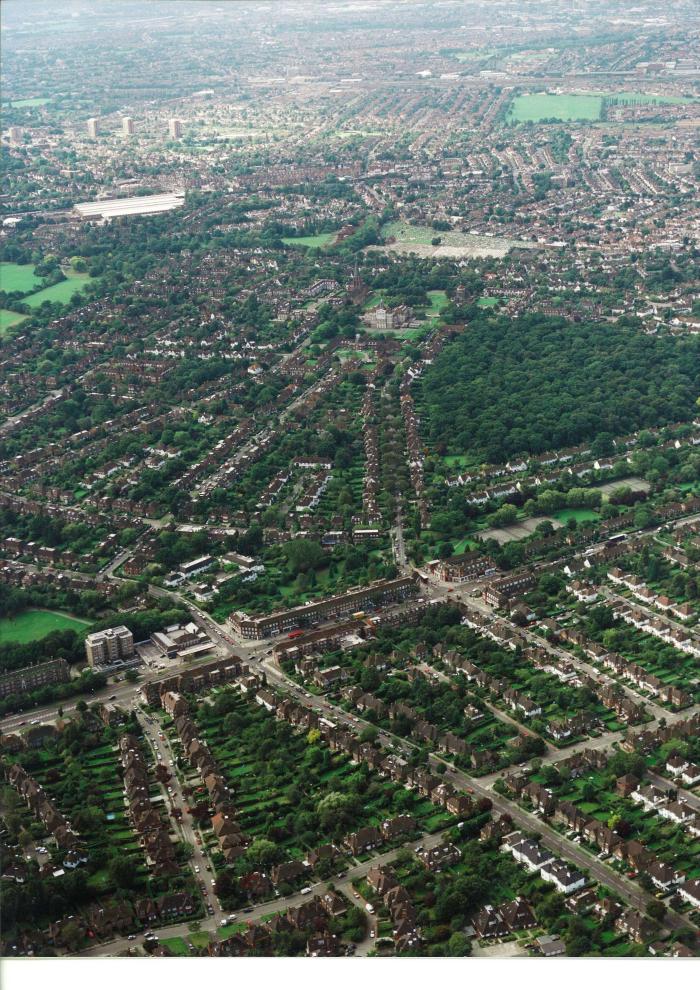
[5, 557, 699, 957]
[79, 827, 454, 957]
[136, 711, 223, 921]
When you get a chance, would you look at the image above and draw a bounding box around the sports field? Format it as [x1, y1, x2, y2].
[281, 232, 336, 248]
[0, 609, 91, 645]
[0, 262, 42, 294]
[508, 93, 603, 123]
[507, 91, 692, 124]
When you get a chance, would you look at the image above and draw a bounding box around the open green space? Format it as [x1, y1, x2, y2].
[454, 48, 501, 62]
[383, 221, 451, 246]
[380, 221, 531, 258]
[160, 937, 190, 956]
[551, 508, 600, 524]
[451, 537, 479, 554]
[0, 609, 91, 645]
[443, 454, 479, 469]
[601, 91, 693, 106]
[0, 309, 29, 334]
[507, 91, 693, 125]
[281, 232, 337, 248]
[365, 325, 427, 341]
[0, 262, 42, 294]
[363, 290, 384, 310]
[477, 296, 501, 308]
[4, 98, 51, 108]
[508, 93, 603, 123]
[425, 290, 448, 315]
[21, 272, 93, 308]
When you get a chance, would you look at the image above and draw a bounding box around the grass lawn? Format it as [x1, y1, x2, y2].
[4, 98, 51, 108]
[0, 262, 42, 294]
[551, 508, 600, 524]
[216, 922, 246, 938]
[477, 296, 501, 308]
[452, 537, 479, 554]
[425, 290, 448, 315]
[0, 309, 28, 334]
[454, 48, 500, 62]
[365, 326, 428, 341]
[363, 291, 384, 310]
[160, 937, 190, 956]
[601, 91, 693, 106]
[22, 272, 93, 308]
[382, 221, 446, 246]
[190, 932, 212, 949]
[281, 232, 336, 248]
[443, 454, 479, 468]
[0, 609, 91, 645]
[508, 93, 603, 123]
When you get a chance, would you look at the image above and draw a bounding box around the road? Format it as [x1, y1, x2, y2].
[99, 546, 134, 578]
[392, 506, 408, 569]
[432, 757, 694, 938]
[419, 659, 546, 745]
[136, 710, 222, 921]
[0, 388, 66, 437]
[79, 825, 454, 957]
[646, 769, 700, 813]
[5, 563, 699, 944]
[253, 648, 697, 937]
[453, 588, 671, 720]
[601, 585, 700, 654]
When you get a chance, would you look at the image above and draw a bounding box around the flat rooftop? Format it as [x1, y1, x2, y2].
[74, 191, 185, 219]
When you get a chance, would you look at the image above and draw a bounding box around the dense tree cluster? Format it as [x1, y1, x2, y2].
[420, 314, 700, 463]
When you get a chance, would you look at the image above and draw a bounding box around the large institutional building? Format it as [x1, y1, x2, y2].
[230, 577, 417, 640]
[0, 658, 70, 699]
[85, 625, 135, 666]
